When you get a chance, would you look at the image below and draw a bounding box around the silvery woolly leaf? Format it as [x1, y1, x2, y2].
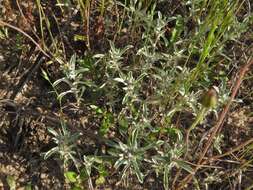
[48, 127, 59, 137]
[53, 78, 72, 88]
[113, 78, 127, 85]
[57, 90, 74, 100]
[174, 160, 194, 174]
[44, 147, 59, 159]
[132, 159, 144, 183]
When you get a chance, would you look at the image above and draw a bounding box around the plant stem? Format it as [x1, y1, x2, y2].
[185, 107, 208, 159]
[173, 107, 208, 188]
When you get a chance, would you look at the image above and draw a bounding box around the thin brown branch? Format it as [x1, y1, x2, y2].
[208, 138, 253, 161]
[0, 19, 50, 58]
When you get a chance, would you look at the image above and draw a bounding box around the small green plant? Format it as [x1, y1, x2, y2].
[64, 170, 88, 190]
[53, 54, 93, 105]
[64, 155, 109, 190]
[114, 71, 146, 105]
[148, 126, 193, 190]
[6, 175, 16, 190]
[44, 121, 80, 171]
[108, 128, 163, 186]
[82, 155, 96, 190]
[152, 143, 194, 190]
[93, 42, 133, 105]
[99, 110, 114, 136]
[42, 54, 95, 106]
[0, 27, 8, 39]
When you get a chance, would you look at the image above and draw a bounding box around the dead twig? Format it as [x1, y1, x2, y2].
[0, 19, 50, 58]
[208, 138, 253, 162]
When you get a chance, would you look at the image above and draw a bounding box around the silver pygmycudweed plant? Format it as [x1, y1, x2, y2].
[53, 53, 92, 105]
[108, 128, 163, 186]
[44, 121, 80, 171]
